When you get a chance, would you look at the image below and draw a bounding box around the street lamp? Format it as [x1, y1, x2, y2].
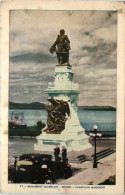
[89, 125, 102, 168]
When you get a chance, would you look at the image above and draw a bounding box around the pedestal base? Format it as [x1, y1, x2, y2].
[34, 65, 92, 152]
[34, 118, 91, 152]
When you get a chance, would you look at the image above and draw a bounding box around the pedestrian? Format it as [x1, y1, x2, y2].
[62, 146, 68, 162]
[14, 157, 18, 169]
[54, 145, 60, 162]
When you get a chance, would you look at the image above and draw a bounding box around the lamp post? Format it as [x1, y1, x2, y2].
[89, 125, 102, 168]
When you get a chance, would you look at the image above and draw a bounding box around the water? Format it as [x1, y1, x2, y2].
[78, 110, 116, 131]
[9, 138, 37, 166]
[8, 109, 116, 166]
[9, 109, 116, 131]
[9, 109, 47, 126]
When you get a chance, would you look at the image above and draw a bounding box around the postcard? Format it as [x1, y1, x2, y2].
[0, 0, 125, 194]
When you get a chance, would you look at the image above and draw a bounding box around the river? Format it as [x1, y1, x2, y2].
[9, 109, 116, 131]
[8, 109, 116, 166]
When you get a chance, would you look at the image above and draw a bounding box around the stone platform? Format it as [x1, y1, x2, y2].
[35, 109, 91, 152]
[35, 138, 116, 163]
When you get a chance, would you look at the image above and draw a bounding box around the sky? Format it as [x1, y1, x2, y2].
[9, 10, 117, 106]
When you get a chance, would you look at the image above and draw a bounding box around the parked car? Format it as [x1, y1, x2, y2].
[8, 153, 72, 184]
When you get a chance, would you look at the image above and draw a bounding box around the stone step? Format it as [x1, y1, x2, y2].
[80, 159, 87, 163]
[49, 148, 115, 164]
[91, 148, 115, 161]
[69, 159, 87, 163]
[77, 155, 86, 160]
[77, 154, 86, 159]
[96, 150, 115, 161]
[96, 149, 115, 158]
[91, 148, 111, 157]
[52, 155, 87, 164]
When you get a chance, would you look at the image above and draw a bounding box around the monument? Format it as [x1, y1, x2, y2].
[34, 29, 91, 152]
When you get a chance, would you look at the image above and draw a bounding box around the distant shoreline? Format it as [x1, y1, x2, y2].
[78, 106, 116, 111]
[9, 102, 116, 111]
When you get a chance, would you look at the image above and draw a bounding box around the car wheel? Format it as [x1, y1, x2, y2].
[8, 180, 14, 184]
[62, 169, 72, 179]
[45, 178, 53, 184]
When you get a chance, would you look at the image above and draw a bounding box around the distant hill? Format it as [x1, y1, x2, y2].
[9, 102, 116, 111]
[9, 102, 46, 109]
[78, 106, 116, 111]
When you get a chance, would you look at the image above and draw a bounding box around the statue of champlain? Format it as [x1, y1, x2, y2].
[43, 29, 71, 134]
[49, 29, 71, 65]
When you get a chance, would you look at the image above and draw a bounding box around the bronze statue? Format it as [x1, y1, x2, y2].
[49, 29, 71, 65]
[43, 97, 71, 134]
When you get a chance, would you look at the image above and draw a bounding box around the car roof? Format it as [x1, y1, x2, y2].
[19, 153, 52, 160]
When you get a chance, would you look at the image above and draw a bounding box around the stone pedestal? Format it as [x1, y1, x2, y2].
[34, 65, 91, 152]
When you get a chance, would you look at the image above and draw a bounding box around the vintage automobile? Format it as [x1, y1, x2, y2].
[8, 153, 72, 184]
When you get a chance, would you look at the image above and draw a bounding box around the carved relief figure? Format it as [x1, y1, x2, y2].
[44, 97, 70, 133]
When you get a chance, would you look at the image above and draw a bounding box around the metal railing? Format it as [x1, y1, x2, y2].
[85, 130, 116, 137]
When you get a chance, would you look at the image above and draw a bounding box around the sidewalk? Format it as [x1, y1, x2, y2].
[59, 153, 116, 185]
[67, 137, 116, 163]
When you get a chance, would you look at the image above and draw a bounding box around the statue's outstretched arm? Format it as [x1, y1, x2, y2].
[48, 97, 60, 106]
[51, 97, 61, 106]
[53, 35, 59, 46]
[49, 36, 59, 54]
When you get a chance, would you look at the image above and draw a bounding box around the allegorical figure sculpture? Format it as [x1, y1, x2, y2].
[49, 29, 71, 65]
[43, 97, 70, 133]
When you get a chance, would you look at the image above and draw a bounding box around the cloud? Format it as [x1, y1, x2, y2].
[10, 52, 56, 64]
[92, 25, 117, 43]
[9, 10, 117, 106]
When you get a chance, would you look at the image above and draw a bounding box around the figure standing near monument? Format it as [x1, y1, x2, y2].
[62, 146, 68, 162]
[49, 29, 71, 65]
[54, 145, 60, 162]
